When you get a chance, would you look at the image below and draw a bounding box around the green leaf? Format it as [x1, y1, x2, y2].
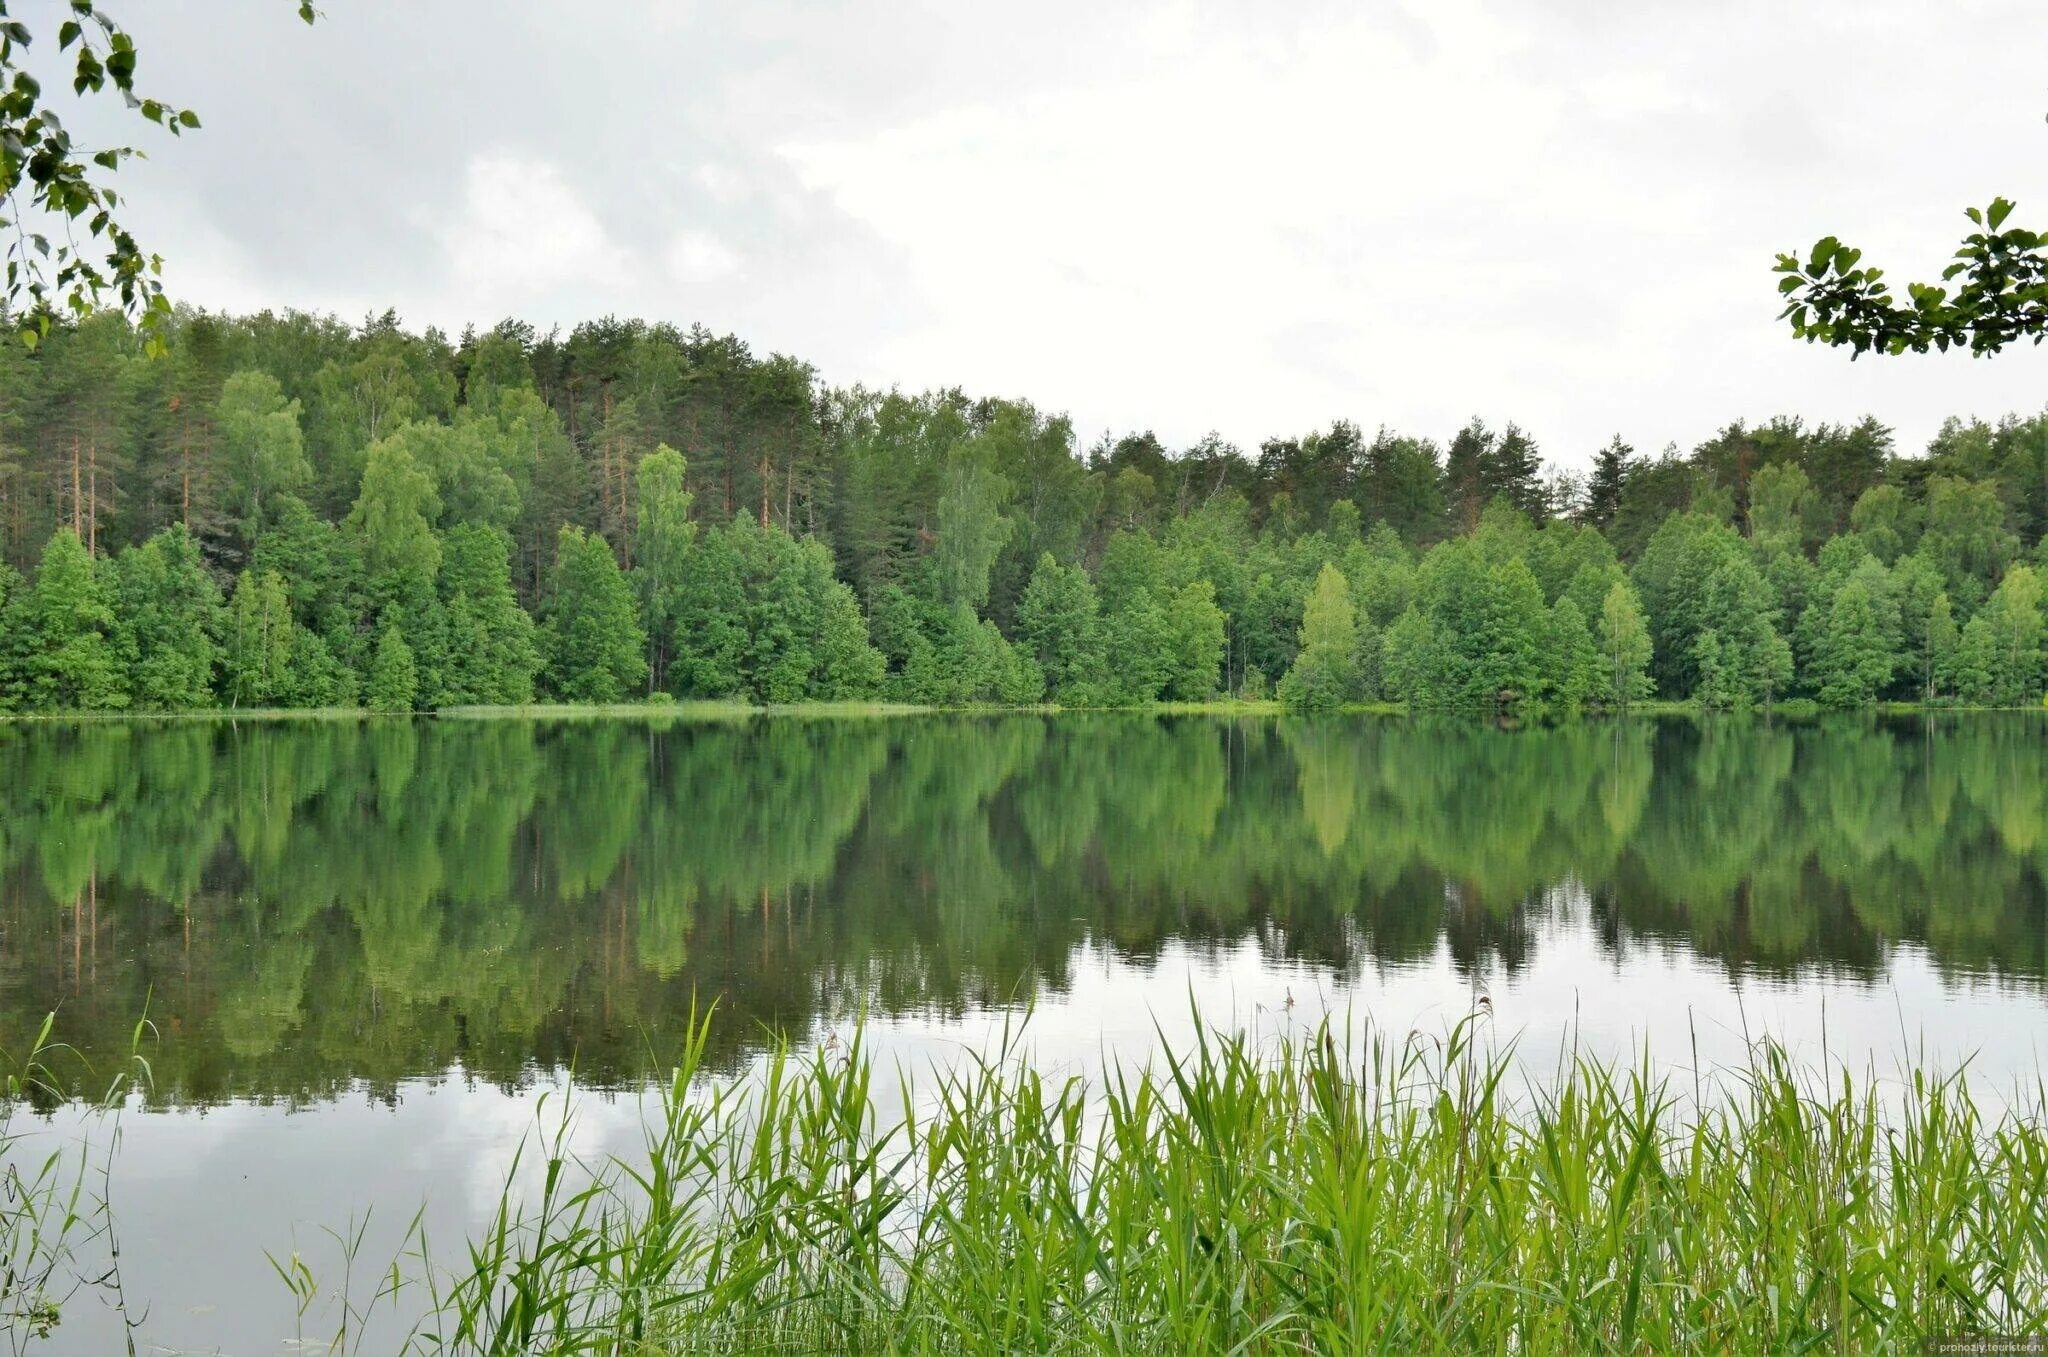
[1987, 197, 2014, 230]
[177, 109, 199, 129]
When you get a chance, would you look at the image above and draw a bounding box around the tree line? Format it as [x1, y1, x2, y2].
[0, 308, 2043, 713]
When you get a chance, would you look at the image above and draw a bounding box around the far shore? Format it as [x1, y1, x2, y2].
[2, 696, 2044, 724]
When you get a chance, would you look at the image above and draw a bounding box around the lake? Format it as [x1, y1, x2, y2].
[3, 712, 2045, 1352]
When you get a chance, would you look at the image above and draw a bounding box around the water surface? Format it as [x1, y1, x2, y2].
[2, 713, 2044, 1352]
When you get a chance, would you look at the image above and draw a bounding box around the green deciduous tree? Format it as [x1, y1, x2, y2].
[1544, 595, 1600, 708]
[366, 612, 420, 712]
[1279, 564, 1358, 710]
[219, 369, 311, 557]
[111, 524, 222, 709]
[1597, 579, 1654, 706]
[4, 528, 126, 708]
[541, 526, 647, 702]
[223, 568, 293, 707]
[1810, 559, 1900, 707]
[439, 524, 540, 705]
[1017, 553, 1105, 704]
[1161, 579, 1226, 701]
[633, 445, 696, 692]
[1974, 564, 2044, 705]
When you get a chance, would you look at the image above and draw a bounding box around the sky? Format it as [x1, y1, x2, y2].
[43, 0, 2048, 469]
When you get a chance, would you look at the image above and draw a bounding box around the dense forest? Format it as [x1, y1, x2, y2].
[0, 308, 2042, 713]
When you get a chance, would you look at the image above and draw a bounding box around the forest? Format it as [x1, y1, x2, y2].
[0, 308, 2043, 714]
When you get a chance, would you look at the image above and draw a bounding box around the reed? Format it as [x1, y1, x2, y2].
[0, 1012, 148, 1352]
[282, 1007, 2048, 1354]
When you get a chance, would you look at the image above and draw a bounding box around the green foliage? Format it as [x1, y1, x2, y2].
[223, 569, 292, 707]
[218, 369, 311, 553]
[1017, 554, 1105, 704]
[1279, 564, 1357, 710]
[1776, 198, 2048, 356]
[1379, 605, 1437, 705]
[1597, 579, 1655, 706]
[1971, 563, 2045, 705]
[0, 3, 319, 349]
[886, 595, 1041, 705]
[1543, 595, 1600, 707]
[3, 529, 126, 709]
[1634, 513, 1792, 701]
[633, 445, 697, 692]
[438, 525, 540, 705]
[1810, 559, 1900, 707]
[933, 457, 1014, 613]
[1920, 475, 2018, 611]
[348, 431, 443, 591]
[1160, 579, 1226, 701]
[1747, 460, 1820, 547]
[542, 527, 647, 703]
[365, 612, 419, 712]
[0, 303, 2039, 716]
[109, 524, 221, 709]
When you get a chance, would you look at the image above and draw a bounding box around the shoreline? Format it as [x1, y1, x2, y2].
[0, 696, 2042, 723]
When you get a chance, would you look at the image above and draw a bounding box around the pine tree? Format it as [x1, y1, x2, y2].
[1582, 436, 1634, 531]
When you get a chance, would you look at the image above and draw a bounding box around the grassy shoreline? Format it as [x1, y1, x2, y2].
[261, 1013, 2048, 1354]
[9, 1009, 2048, 1350]
[1, 695, 2042, 723]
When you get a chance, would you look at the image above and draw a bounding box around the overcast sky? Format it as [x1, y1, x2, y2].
[48, 0, 2048, 467]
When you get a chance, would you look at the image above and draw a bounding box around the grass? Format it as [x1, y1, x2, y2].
[270, 1007, 2048, 1355]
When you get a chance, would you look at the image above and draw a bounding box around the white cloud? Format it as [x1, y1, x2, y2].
[667, 229, 742, 283]
[91, 0, 2048, 464]
[441, 151, 632, 303]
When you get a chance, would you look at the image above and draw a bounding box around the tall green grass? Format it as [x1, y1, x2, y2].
[280, 1008, 2048, 1354]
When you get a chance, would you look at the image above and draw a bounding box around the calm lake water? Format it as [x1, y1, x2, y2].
[3, 712, 2046, 1353]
